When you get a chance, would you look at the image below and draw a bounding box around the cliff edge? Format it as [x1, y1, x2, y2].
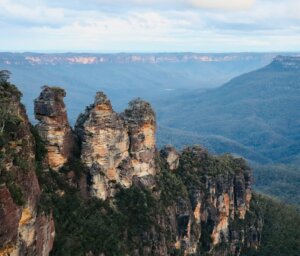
[0, 78, 54, 256]
[0, 80, 264, 256]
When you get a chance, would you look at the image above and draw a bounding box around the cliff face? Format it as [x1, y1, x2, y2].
[118, 146, 261, 256]
[0, 83, 54, 255]
[172, 147, 259, 255]
[34, 86, 74, 170]
[1, 82, 262, 256]
[75, 93, 156, 200]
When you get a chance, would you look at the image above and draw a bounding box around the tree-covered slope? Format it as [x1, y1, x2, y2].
[243, 194, 300, 256]
[158, 56, 300, 165]
[156, 56, 300, 205]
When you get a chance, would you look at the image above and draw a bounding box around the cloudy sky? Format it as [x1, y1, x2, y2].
[0, 0, 299, 52]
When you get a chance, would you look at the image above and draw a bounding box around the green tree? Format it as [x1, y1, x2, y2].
[0, 98, 13, 133]
[0, 70, 11, 82]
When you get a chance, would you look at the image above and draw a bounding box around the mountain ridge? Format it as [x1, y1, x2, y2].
[0, 52, 281, 126]
[0, 52, 283, 65]
[156, 55, 300, 205]
[157, 55, 300, 164]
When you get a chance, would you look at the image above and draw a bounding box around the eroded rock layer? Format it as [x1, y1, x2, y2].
[34, 86, 74, 170]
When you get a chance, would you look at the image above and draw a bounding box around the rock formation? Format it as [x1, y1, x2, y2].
[75, 92, 132, 199]
[0, 84, 54, 255]
[122, 98, 157, 177]
[72, 92, 260, 255]
[34, 86, 74, 170]
[75, 93, 157, 200]
[1, 83, 263, 256]
[157, 146, 261, 255]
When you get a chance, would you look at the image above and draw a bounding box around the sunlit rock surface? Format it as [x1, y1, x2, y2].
[34, 86, 74, 170]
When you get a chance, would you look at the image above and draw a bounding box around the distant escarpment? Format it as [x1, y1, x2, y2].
[0, 52, 276, 65]
[2, 78, 298, 256]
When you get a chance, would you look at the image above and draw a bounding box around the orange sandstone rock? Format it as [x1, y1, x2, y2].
[34, 86, 75, 170]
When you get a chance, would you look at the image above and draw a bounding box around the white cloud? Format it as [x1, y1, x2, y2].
[188, 0, 255, 10]
[44, 0, 258, 11]
[0, 0, 65, 27]
[0, 0, 300, 52]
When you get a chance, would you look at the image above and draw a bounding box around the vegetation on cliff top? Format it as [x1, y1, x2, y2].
[0, 74, 30, 206]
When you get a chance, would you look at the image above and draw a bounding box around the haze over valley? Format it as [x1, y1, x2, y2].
[0, 52, 277, 123]
[1, 52, 300, 205]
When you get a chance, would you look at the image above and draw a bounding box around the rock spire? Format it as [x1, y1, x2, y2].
[34, 86, 74, 170]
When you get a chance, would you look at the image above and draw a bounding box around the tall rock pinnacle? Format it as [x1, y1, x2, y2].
[75, 92, 131, 199]
[75, 91, 129, 169]
[75, 93, 157, 200]
[34, 86, 74, 170]
[123, 98, 157, 177]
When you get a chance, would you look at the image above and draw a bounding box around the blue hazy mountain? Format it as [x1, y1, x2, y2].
[157, 56, 300, 165]
[0, 52, 276, 123]
[155, 55, 300, 205]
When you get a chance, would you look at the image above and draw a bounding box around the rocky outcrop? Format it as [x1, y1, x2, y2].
[75, 92, 132, 199]
[172, 147, 260, 255]
[0, 83, 54, 255]
[122, 98, 157, 177]
[72, 91, 260, 255]
[34, 86, 74, 170]
[75, 93, 157, 200]
[1, 82, 263, 256]
[104, 145, 261, 256]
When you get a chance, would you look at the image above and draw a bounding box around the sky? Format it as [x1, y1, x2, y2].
[0, 0, 299, 52]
